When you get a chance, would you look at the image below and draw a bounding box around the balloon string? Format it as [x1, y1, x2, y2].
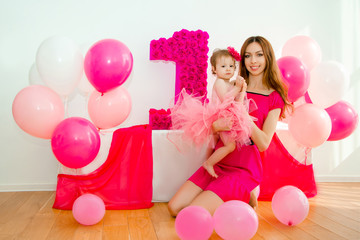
[64, 96, 69, 118]
[304, 147, 311, 165]
[99, 129, 116, 136]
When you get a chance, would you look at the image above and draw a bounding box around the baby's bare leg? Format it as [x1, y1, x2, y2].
[203, 141, 236, 178]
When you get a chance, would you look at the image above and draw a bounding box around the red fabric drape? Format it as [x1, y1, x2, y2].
[53, 124, 154, 210]
[259, 133, 317, 201]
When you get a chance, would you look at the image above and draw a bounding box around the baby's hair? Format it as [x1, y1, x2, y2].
[210, 49, 235, 74]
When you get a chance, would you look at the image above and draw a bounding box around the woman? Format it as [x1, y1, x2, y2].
[168, 36, 292, 216]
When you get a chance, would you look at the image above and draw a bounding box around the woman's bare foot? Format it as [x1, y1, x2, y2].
[249, 190, 258, 210]
[202, 161, 218, 178]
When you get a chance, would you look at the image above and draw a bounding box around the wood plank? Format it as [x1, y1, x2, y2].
[0, 192, 15, 206]
[102, 210, 128, 226]
[310, 204, 360, 232]
[45, 210, 80, 240]
[102, 225, 130, 240]
[0, 192, 34, 226]
[128, 215, 158, 240]
[256, 201, 316, 240]
[0, 182, 359, 240]
[16, 192, 60, 240]
[305, 208, 360, 239]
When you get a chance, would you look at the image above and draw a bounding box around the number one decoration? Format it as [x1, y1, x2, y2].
[149, 29, 209, 129]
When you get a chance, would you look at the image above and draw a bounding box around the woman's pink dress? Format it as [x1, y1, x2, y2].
[188, 91, 284, 202]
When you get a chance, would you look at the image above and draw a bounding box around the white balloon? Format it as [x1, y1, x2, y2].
[78, 73, 95, 96]
[28, 63, 45, 85]
[36, 36, 83, 96]
[308, 61, 349, 109]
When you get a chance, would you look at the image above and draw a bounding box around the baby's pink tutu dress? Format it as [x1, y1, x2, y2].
[170, 88, 254, 148]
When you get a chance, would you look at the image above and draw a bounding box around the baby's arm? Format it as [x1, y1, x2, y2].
[235, 79, 247, 104]
[214, 78, 242, 102]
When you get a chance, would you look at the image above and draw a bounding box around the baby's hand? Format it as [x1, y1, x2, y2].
[241, 81, 247, 93]
[235, 76, 244, 88]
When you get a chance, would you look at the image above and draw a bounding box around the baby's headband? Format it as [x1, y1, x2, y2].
[227, 46, 241, 61]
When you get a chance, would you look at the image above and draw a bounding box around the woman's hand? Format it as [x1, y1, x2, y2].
[212, 118, 233, 133]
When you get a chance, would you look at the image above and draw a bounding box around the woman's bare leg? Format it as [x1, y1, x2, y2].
[249, 188, 258, 210]
[190, 190, 224, 215]
[167, 181, 203, 217]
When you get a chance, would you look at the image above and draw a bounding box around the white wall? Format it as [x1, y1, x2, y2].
[1, 0, 359, 191]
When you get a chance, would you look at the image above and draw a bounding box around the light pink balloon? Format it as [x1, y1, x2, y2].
[72, 193, 105, 225]
[88, 87, 132, 129]
[84, 39, 133, 93]
[288, 104, 332, 148]
[12, 85, 64, 139]
[277, 56, 310, 102]
[282, 35, 321, 71]
[175, 206, 214, 240]
[271, 185, 309, 226]
[51, 117, 100, 168]
[326, 100, 359, 141]
[213, 200, 258, 240]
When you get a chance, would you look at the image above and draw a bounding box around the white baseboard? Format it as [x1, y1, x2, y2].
[315, 175, 360, 182]
[1, 176, 359, 192]
[0, 183, 57, 192]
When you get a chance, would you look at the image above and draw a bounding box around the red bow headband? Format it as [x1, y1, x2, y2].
[227, 47, 241, 61]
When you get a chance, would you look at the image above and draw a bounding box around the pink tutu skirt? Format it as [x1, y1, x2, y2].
[170, 89, 254, 148]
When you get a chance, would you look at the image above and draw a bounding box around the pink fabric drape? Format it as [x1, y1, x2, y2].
[53, 124, 154, 210]
[259, 133, 317, 201]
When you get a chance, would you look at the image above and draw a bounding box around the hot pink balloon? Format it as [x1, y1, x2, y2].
[84, 39, 133, 93]
[304, 92, 312, 104]
[213, 200, 258, 240]
[277, 56, 310, 102]
[72, 193, 105, 225]
[326, 100, 359, 141]
[51, 117, 100, 168]
[271, 185, 309, 226]
[288, 104, 332, 148]
[282, 35, 321, 71]
[88, 86, 132, 129]
[12, 85, 64, 139]
[175, 206, 214, 240]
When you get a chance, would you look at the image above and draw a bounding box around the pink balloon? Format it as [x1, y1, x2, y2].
[175, 206, 214, 240]
[51, 117, 100, 168]
[84, 39, 133, 93]
[72, 193, 105, 225]
[88, 86, 132, 129]
[288, 104, 332, 148]
[282, 35, 321, 71]
[271, 186, 309, 226]
[326, 100, 359, 141]
[213, 200, 258, 240]
[12, 85, 64, 139]
[277, 56, 310, 102]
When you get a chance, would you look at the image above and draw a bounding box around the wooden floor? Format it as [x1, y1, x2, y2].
[0, 182, 359, 240]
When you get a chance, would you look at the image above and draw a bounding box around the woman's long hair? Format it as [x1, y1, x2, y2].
[239, 36, 292, 119]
